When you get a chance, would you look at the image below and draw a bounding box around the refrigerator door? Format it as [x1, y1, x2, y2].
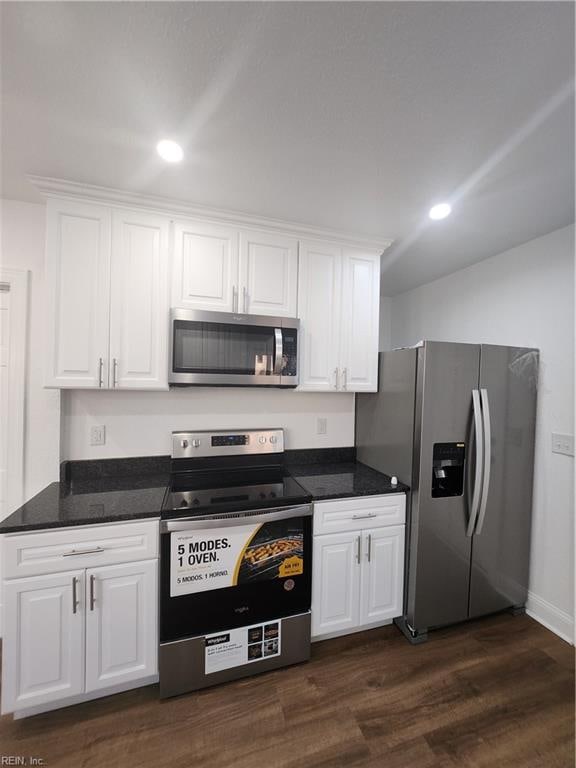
[468, 345, 538, 617]
[408, 342, 481, 632]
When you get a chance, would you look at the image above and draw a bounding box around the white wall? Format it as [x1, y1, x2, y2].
[388, 224, 575, 643]
[0, 199, 61, 502]
[61, 388, 355, 459]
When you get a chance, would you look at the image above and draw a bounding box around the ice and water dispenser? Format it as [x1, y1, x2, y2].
[432, 443, 466, 497]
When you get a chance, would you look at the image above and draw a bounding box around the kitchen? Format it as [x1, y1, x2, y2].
[0, 2, 574, 767]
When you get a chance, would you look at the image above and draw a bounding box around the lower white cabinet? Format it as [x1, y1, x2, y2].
[85, 560, 158, 692]
[311, 495, 405, 640]
[1, 521, 159, 716]
[2, 570, 85, 713]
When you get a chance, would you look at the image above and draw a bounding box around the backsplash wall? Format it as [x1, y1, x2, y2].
[60, 388, 355, 460]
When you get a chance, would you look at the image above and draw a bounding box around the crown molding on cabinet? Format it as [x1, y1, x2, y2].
[28, 175, 393, 254]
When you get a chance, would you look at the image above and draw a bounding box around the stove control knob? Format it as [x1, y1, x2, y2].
[192, 498, 200, 505]
[270, 492, 277, 498]
[192, 439, 201, 448]
[180, 439, 189, 449]
[270, 435, 277, 444]
[259, 436, 267, 444]
[259, 492, 266, 499]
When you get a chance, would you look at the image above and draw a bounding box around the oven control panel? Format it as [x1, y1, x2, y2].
[171, 429, 284, 459]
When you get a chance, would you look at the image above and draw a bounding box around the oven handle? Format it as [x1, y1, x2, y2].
[161, 503, 313, 533]
[273, 328, 283, 375]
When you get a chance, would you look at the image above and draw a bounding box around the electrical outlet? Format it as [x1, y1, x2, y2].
[551, 432, 574, 457]
[317, 417, 327, 435]
[90, 425, 106, 446]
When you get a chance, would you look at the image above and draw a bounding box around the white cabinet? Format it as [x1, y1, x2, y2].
[109, 210, 170, 389]
[45, 199, 170, 390]
[297, 241, 342, 391]
[360, 526, 405, 626]
[171, 220, 239, 312]
[171, 223, 298, 318]
[1, 521, 159, 716]
[85, 560, 158, 692]
[311, 495, 405, 641]
[298, 241, 380, 392]
[340, 249, 380, 392]
[239, 230, 298, 317]
[45, 199, 111, 388]
[2, 571, 85, 713]
[312, 531, 361, 637]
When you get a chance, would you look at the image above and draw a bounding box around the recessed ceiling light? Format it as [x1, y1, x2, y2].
[156, 139, 183, 163]
[428, 202, 452, 221]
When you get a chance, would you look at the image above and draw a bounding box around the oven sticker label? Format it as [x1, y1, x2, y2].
[170, 520, 305, 597]
[204, 621, 281, 674]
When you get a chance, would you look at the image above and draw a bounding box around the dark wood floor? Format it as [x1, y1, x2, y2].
[1, 614, 574, 768]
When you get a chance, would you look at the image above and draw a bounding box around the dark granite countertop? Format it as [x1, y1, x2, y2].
[0, 474, 169, 533]
[288, 461, 409, 501]
[0, 450, 407, 534]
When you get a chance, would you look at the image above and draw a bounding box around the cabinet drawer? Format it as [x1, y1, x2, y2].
[3, 520, 159, 579]
[313, 494, 405, 535]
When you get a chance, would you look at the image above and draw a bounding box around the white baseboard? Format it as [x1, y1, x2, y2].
[526, 590, 574, 645]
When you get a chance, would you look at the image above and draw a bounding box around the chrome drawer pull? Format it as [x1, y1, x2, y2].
[63, 546, 105, 557]
[351, 513, 377, 519]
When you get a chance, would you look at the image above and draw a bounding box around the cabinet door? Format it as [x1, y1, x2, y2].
[297, 241, 342, 391]
[172, 220, 239, 312]
[1, 571, 85, 714]
[238, 230, 298, 317]
[45, 199, 111, 387]
[312, 531, 361, 638]
[109, 210, 170, 389]
[360, 526, 404, 626]
[340, 249, 380, 392]
[85, 560, 158, 693]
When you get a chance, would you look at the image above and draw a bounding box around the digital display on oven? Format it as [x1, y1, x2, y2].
[211, 435, 249, 447]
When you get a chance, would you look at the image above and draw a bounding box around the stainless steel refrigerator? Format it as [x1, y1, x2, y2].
[356, 341, 538, 643]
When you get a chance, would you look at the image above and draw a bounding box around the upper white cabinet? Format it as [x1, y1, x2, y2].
[45, 199, 170, 390]
[239, 230, 298, 317]
[172, 223, 298, 318]
[45, 199, 111, 388]
[297, 241, 342, 391]
[110, 210, 170, 389]
[298, 241, 380, 392]
[171, 220, 239, 312]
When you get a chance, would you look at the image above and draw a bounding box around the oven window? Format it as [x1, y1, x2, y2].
[173, 321, 276, 376]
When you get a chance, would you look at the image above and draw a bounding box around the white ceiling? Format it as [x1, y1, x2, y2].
[1, 2, 574, 294]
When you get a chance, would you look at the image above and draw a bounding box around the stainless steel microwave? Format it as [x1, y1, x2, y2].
[169, 308, 299, 387]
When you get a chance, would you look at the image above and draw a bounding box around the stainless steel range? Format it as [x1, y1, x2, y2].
[159, 429, 313, 697]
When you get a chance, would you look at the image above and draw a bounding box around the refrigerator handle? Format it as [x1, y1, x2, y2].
[466, 389, 484, 537]
[474, 389, 492, 535]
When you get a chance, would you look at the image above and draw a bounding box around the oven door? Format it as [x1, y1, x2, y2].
[169, 308, 299, 387]
[160, 504, 312, 642]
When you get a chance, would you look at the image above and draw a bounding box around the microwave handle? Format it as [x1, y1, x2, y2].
[273, 328, 283, 375]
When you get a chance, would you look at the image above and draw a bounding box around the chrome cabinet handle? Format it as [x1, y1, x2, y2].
[352, 513, 377, 519]
[232, 286, 238, 312]
[98, 357, 104, 388]
[63, 546, 105, 557]
[89, 575, 96, 611]
[243, 286, 248, 313]
[333, 368, 339, 390]
[342, 368, 348, 390]
[356, 535, 361, 564]
[367, 533, 372, 562]
[113, 358, 118, 388]
[72, 576, 79, 614]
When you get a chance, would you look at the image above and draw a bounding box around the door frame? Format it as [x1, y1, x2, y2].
[0, 267, 28, 517]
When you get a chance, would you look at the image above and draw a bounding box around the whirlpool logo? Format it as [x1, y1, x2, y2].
[234, 605, 249, 614]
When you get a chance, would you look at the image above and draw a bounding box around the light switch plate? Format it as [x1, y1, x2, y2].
[317, 417, 327, 435]
[90, 425, 106, 446]
[551, 432, 574, 457]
